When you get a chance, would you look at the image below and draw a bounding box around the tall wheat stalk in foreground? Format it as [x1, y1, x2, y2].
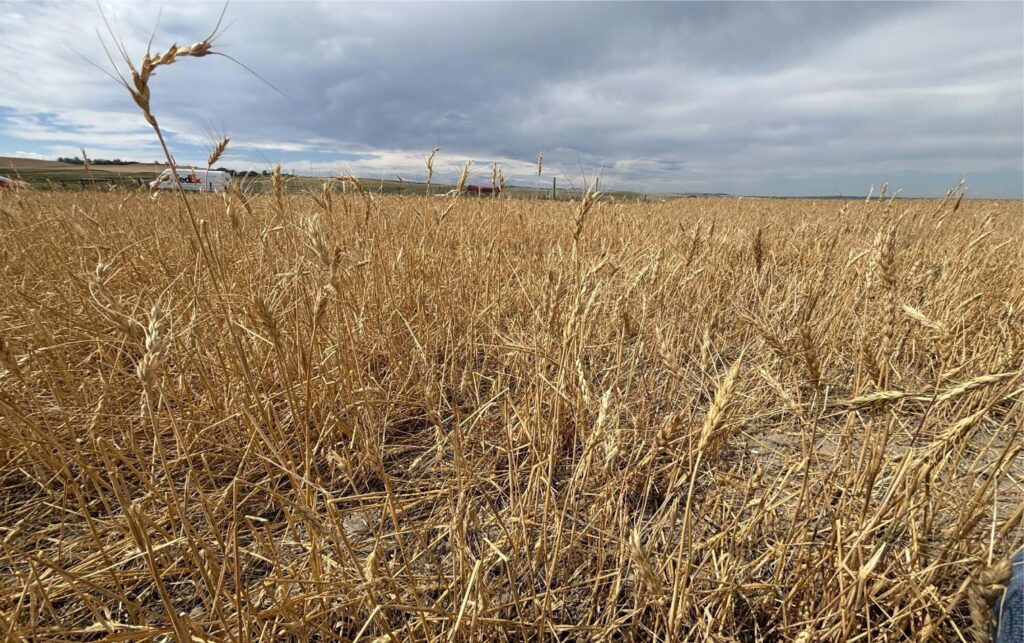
[0, 16, 1021, 643]
[425, 147, 440, 195]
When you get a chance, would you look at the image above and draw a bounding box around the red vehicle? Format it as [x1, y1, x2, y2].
[0, 176, 29, 189]
[465, 184, 499, 196]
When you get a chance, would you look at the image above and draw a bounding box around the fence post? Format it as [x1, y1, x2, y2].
[552, 177, 557, 200]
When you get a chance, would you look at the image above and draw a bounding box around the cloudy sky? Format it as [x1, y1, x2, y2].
[1, 1, 1021, 197]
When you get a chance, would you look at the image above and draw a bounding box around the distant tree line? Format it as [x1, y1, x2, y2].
[57, 156, 161, 166]
[231, 170, 296, 178]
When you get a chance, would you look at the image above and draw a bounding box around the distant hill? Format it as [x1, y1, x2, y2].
[0, 157, 168, 175]
[0, 156, 171, 188]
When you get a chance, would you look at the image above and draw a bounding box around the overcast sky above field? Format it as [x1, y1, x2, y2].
[1, 1, 1021, 197]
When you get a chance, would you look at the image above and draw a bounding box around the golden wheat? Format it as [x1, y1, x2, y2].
[0, 186, 1020, 641]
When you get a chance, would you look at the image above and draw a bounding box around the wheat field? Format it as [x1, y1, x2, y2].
[0, 183, 1020, 640]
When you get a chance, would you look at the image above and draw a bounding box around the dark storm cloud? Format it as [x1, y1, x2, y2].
[1, 1, 1021, 196]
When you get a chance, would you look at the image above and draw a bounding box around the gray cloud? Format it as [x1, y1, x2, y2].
[0, 1, 1020, 196]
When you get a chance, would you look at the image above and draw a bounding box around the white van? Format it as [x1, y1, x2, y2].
[149, 168, 230, 192]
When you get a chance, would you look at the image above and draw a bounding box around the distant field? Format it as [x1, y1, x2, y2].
[0, 156, 159, 188]
[0, 156, 676, 200]
[0, 157, 168, 174]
